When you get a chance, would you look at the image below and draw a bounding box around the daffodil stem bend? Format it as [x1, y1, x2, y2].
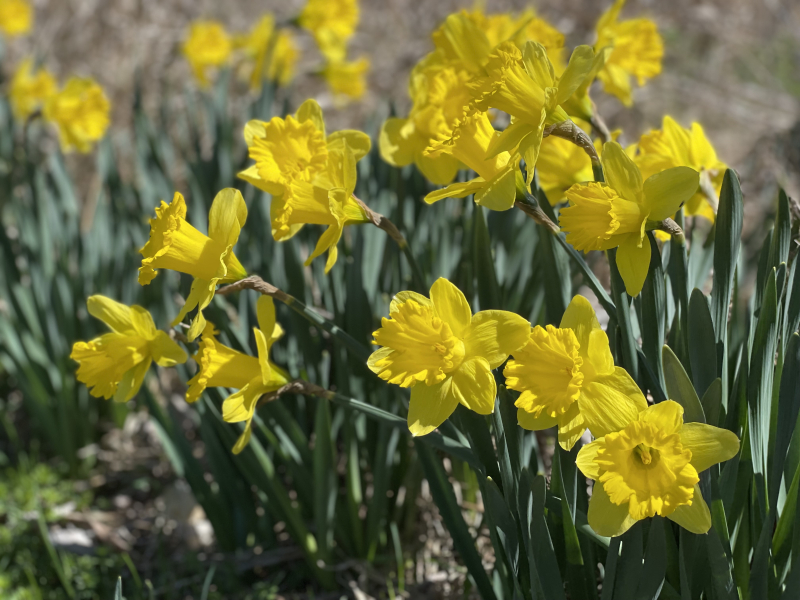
[353, 195, 428, 292]
[218, 275, 372, 362]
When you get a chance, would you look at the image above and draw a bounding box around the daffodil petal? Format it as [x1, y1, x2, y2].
[578, 367, 645, 437]
[586, 329, 615, 376]
[517, 407, 558, 431]
[114, 358, 151, 403]
[407, 378, 459, 437]
[643, 166, 700, 221]
[576, 439, 603, 480]
[416, 153, 461, 186]
[639, 400, 684, 434]
[474, 167, 518, 212]
[667, 485, 711, 534]
[256, 296, 277, 335]
[602, 141, 643, 204]
[450, 358, 496, 415]
[464, 310, 531, 369]
[150, 331, 188, 367]
[327, 130, 371, 161]
[390, 290, 432, 313]
[253, 327, 273, 385]
[430, 277, 472, 337]
[557, 401, 585, 450]
[379, 118, 416, 167]
[222, 380, 261, 423]
[130, 306, 158, 339]
[424, 179, 485, 204]
[559, 295, 600, 344]
[296, 98, 325, 136]
[588, 481, 638, 537]
[208, 188, 248, 247]
[616, 232, 651, 297]
[486, 121, 534, 158]
[680, 422, 740, 473]
[232, 419, 254, 455]
[556, 45, 596, 106]
[87, 295, 134, 334]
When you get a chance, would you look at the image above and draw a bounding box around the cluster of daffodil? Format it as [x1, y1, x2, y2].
[70, 1, 743, 544]
[0, 1, 110, 153]
[0, 0, 32, 37]
[298, 0, 369, 101]
[182, 16, 298, 91]
[72, 187, 289, 453]
[182, 0, 368, 101]
[380, 1, 726, 297]
[369, 283, 739, 537]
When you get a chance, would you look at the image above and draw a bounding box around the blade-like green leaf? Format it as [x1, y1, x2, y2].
[662, 344, 705, 423]
[688, 289, 717, 398]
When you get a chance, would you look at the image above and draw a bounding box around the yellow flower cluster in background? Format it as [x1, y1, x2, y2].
[9, 57, 110, 153]
[238, 99, 372, 271]
[183, 16, 299, 91]
[299, 0, 369, 101]
[0, 0, 32, 37]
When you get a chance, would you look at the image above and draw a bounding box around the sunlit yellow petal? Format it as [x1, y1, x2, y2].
[643, 166, 700, 222]
[86, 295, 134, 334]
[616, 232, 651, 297]
[588, 482, 637, 537]
[576, 440, 603, 480]
[430, 278, 472, 337]
[680, 422, 740, 473]
[578, 366, 645, 437]
[407, 378, 459, 436]
[463, 310, 531, 369]
[666, 484, 711, 534]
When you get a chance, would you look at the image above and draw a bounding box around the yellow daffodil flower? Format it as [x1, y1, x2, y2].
[299, 0, 359, 62]
[43, 77, 110, 153]
[182, 21, 232, 88]
[0, 0, 32, 36]
[235, 15, 299, 89]
[379, 51, 471, 185]
[636, 116, 726, 222]
[9, 58, 56, 121]
[139, 189, 248, 342]
[505, 295, 647, 449]
[423, 109, 520, 211]
[320, 56, 370, 101]
[431, 9, 564, 74]
[71, 296, 187, 402]
[187, 297, 290, 454]
[238, 99, 371, 244]
[560, 142, 699, 296]
[290, 140, 372, 271]
[594, 0, 663, 106]
[577, 400, 739, 536]
[368, 278, 530, 436]
[468, 41, 597, 185]
[537, 134, 594, 206]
